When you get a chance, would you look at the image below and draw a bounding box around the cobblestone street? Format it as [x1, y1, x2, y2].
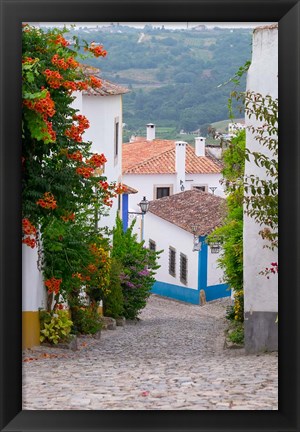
[22, 295, 278, 410]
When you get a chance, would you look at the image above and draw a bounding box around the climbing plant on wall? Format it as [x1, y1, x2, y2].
[208, 130, 245, 322]
[22, 25, 125, 314]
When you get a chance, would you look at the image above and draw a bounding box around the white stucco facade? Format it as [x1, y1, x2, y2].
[22, 245, 47, 312]
[140, 207, 230, 305]
[244, 25, 278, 314]
[207, 247, 224, 287]
[243, 25, 278, 353]
[144, 212, 199, 290]
[77, 92, 124, 232]
[124, 172, 224, 213]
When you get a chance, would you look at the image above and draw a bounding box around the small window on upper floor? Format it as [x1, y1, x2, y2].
[114, 118, 119, 161]
[156, 187, 170, 199]
[149, 239, 156, 251]
[193, 185, 208, 193]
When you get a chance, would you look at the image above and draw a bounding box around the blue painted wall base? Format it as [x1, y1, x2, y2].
[151, 281, 230, 305]
[204, 283, 231, 302]
[151, 281, 200, 305]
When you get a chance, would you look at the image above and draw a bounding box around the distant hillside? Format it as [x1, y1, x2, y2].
[65, 25, 252, 138]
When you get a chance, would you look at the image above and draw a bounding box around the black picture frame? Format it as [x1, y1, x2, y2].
[0, 0, 299, 431]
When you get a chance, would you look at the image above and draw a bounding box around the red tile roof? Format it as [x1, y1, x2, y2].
[80, 65, 129, 96]
[122, 139, 222, 174]
[123, 184, 138, 194]
[148, 189, 226, 236]
[84, 78, 129, 96]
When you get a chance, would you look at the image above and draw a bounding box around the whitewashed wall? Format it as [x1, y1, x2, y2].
[207, 247, 225, 286]
[123, 173, 175, 211]
[81, 94, 123, 232]
[243, 25, 278, 352]
[244, 25, 278, 313]
[143, 213, 199, 289]
[123, 171, 224, 212]
[185, 173, 224, 197]
[22, 245, 47, 311]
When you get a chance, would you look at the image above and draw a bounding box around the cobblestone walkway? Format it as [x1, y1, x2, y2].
[22, 295, 278, 410]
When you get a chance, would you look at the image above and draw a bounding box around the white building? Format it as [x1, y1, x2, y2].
[244, 24, 278, 353]
[22, 74, 129, 348]
[122, 124, 224, 220]
[72, 68, 129, 232]
[143, 189, 230, 304]
[228, 121, 245, 134]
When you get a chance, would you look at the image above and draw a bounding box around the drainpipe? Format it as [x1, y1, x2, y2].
[175, 141, 187, 193]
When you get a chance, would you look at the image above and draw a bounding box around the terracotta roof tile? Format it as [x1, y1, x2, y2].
[123, 184, 138, 194]
[122, 139, 222, 174]
[148, 189, 226, 236]
[84, 78, 129, 96]
[79, 65, 129, 96]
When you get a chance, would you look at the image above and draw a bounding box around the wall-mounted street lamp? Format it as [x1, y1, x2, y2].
[208, 236, 223, 254]
[209, 186, 217, 195]
[128, 196, 150, 241]
[138, 196, 150, 214]
[209, 240, 222, 254]
[180, 180, 185, 192]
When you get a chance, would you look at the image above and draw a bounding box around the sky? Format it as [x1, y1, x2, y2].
[36, 22, 275, 30]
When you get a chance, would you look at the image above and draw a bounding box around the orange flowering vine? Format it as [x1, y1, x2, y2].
[23, 89, 56, 118]
[89, 75, 102, 88]
[98, 180, 109, 190]
[36, 192, 57, 210]
[22, 218, 37, 248]
[51, 54, 79, 70]
[114, 183, 127, 194]
[76, 166, 94, 179]
[87, 153, 107, 168]
[66, 150, 83, 162]
[65, 114, 90, 142]
[61, 212, 75, 222]
[43, 69, 63, 89]
[51, 34, 69, 47]
[44, 277, 62, 295]
[85, 43, 107, 58]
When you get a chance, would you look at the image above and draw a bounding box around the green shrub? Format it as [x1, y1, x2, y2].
[71, 306, 102, 335]
[111, 216, 161, 320]
[39, 309, 73, 344]
[228, 324, 244, 345]
[103, 257, 124, 318]
[225, 304, 235, 321]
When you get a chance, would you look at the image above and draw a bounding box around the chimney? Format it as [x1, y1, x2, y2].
[195, 136, 206, 157]
[175, 141, 187, 193]
[146, 123, 155, 141]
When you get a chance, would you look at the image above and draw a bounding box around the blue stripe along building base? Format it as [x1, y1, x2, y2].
[151, 281, 200, 305]
[205, 283, 231, 301]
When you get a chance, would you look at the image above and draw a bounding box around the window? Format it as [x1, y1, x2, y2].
[169, 247, 176, 277]
[156, 187, 170, 199]
[193, 185, 208, 192]
[180, 253, 188, 285]
[154, 184, 173, 200]
[149, 239, 156, 251]
[114, 118, 119, 160]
